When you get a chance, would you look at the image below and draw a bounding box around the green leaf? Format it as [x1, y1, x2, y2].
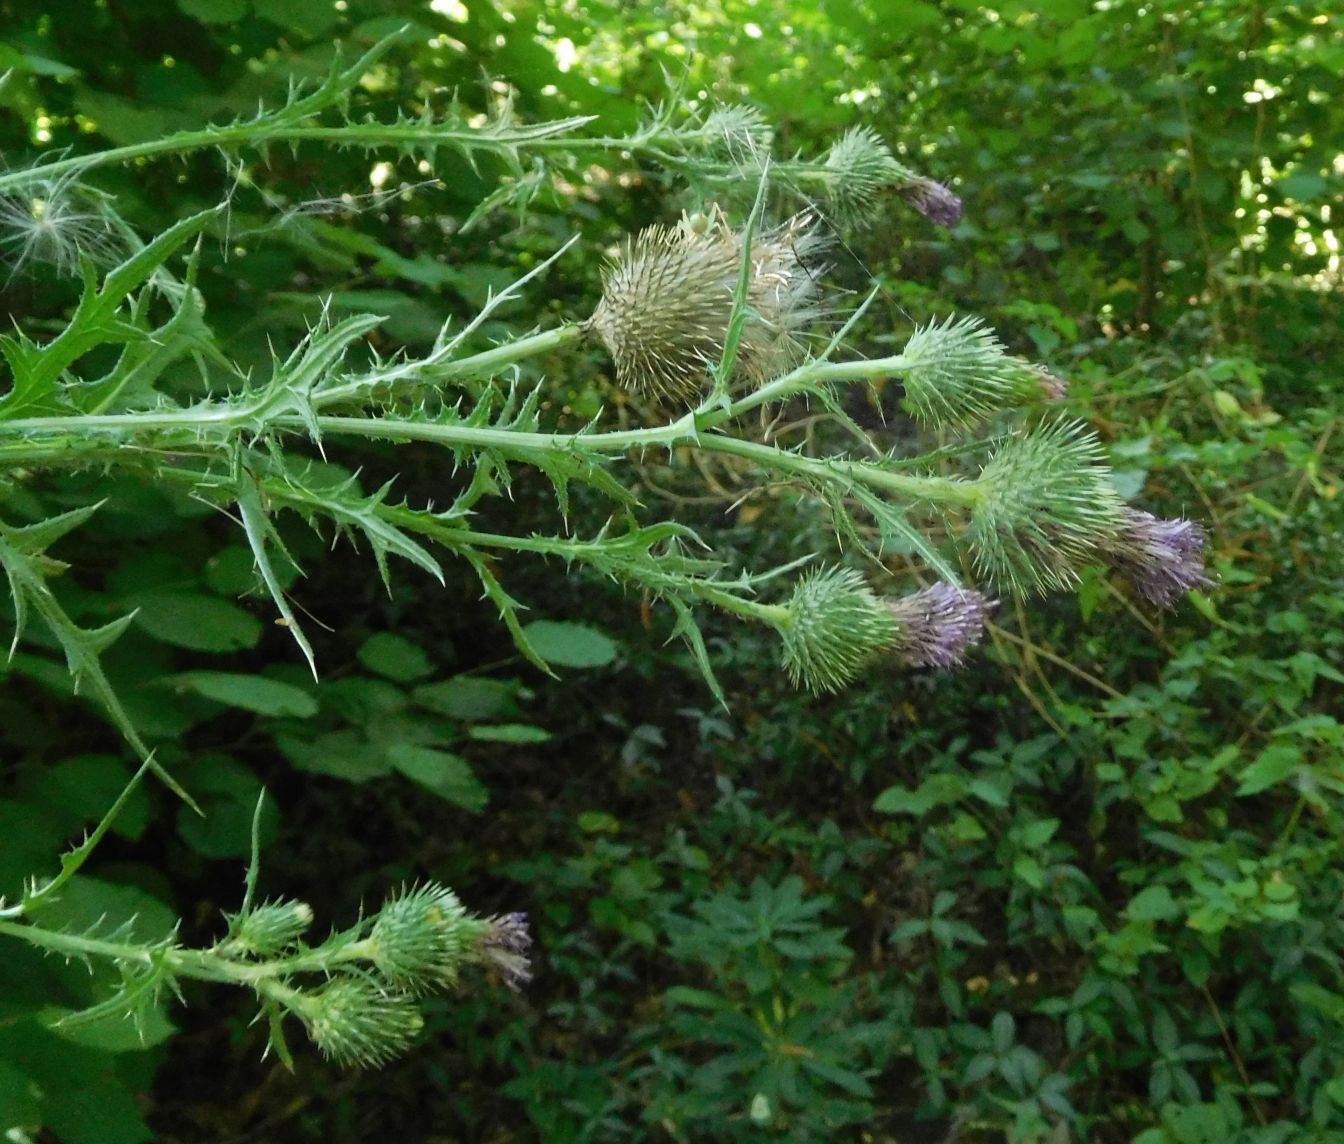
[357, 632, 435, 682]
[177, 0, 249, 22]
[467, 723, 552, 744]
[22, 755, 151, 842]
[276, 731, 391, 782]
[0, 44, 79, 78]
[130, 592, 263, 652]
[35, 876, 177, 944]
[873, 773, 968, 815]
[520, 620, 619, 668]
[39, 1002, 176, 1052]
[1235, 743, 1302, 796]
[174, 757, 280, 859]
[0, 205, 221, 418]
[166, 672, 318, 717]
[1277, 172, 1328, 201]
[1126, 885, 1181, 922]
[412, 676, 520, 720]
[0, 1059, 42, 1127]
[387, 744, 488, 812]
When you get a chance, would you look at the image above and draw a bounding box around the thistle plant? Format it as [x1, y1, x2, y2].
[0, 28, 1212, 1063]
[0, 789, 530, 1069]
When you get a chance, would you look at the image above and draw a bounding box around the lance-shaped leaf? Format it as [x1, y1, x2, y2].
[0, 508, 195, 807]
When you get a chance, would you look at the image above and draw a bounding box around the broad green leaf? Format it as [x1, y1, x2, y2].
[387, 744, 488, 812]
[35, 876, 177, 944]
[1126, 885, 1181, 922]
[0, 1059, 42, 1127]
[521, 620, 619, 668]
[357, 632, 435, 682]
[39, 1002, 176, 1052]
[276, 731, 390, 782]
[1235, 743, 1302, 796]
[174, 757, 280, 859]
[130, 592, 263, 652]
[0, 799, 67, 903]
[873, 773, 968, 815]
[22, 755, 151, 841]
[412, 676, 520, 720]
[166, 672, 318, 717]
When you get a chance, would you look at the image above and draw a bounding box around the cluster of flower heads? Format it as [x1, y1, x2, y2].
[220, 883, 531, 1069]
[776, 521, 1211, 695]
[586, 206, 826, 402]
[582, 129, 1212, 694]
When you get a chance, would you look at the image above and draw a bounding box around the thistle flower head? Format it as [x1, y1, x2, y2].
[1101, 508, 1213, 607]
[899, 177, 964, 227]
[821, 125, 916, 227]
[219, 899, 313, 958]
[296, 977, 424, 1068]
[473, 912, 533, 991]
[587, 206, 825, 402]
[1031, 364, 1069, 403]
[367, 882, 471, 995]
[899, 316, 1046, 428]
[777, 566, 899, 694]
[885, 584, 993, 669]
[0, 172, 121, 280]
[820, 127, 961, 228]
[969, 418, 1125, 594]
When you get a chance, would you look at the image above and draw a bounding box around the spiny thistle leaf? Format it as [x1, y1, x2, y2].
[0, 204, 223, 419]
[0, 509, 195, 808]
[234, 477, 317, 680]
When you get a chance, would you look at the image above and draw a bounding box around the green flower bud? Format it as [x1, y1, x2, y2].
[366, 883, 472, 995]
[698, 105, 773, 159]
[969, 418, 1125, 594]
[293, 977, 423, 1069]
[777, 567, 899, 694]
[821, 126, 915, 228]
[218, 899, 314, 958]
[899, 316, 1046, 429]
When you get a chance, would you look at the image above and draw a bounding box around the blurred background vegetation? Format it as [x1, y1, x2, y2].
[1, 0, 1341, 1140]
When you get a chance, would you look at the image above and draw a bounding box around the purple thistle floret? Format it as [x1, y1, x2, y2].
[901, 177, 964, 227]
[884, 584, 992, 670]
[479, 913, 532, 991]
[1104, 508, 1212, 608]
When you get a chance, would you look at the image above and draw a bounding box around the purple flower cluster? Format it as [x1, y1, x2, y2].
[900, 177, 964, 228]
[1104, 509, 1213, 607]
[885, 584, 993, 670]
[479, 912, 532, 991]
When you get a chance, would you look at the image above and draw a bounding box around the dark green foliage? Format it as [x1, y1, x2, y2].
[2, 1, 1341, 1142]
